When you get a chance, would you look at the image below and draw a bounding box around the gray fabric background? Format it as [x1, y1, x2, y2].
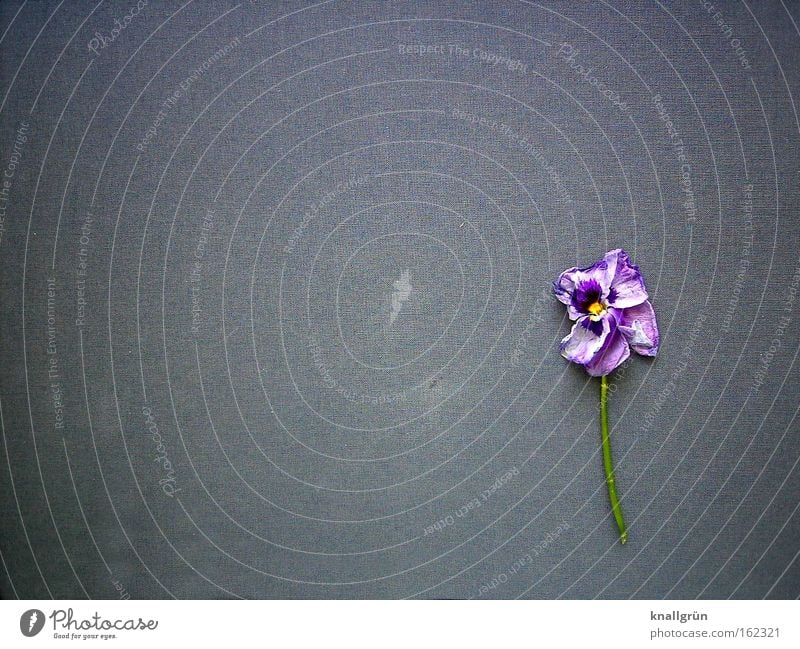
[1, 0, 799, 599]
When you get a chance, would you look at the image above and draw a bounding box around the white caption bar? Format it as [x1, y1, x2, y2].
[1, 600, 796, 648]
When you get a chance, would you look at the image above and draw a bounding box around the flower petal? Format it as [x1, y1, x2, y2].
[553, 258, 616, 318]
[618, 300, 659, 356]
[584, 328, 631, 376]
[559, 314, 613, 365]
[604, 248, 648, 308]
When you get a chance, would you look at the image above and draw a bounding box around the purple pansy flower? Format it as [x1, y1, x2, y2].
[553, 249, 659, 376]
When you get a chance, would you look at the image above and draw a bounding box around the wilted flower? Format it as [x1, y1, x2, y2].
[553, 249, 659, 376]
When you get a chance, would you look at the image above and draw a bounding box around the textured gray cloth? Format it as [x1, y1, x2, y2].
[0, 0, 799, 599]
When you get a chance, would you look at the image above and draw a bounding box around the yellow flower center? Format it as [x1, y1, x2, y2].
[587, 301, 605, 317]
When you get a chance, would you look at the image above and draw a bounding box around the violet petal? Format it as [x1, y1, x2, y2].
[618, 300, 660, 357]
[584, 328, 631, 377]
[604, 249, 648, 309]
[560, 314, 613, 365]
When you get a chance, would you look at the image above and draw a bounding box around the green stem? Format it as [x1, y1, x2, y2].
[600, 375, 627, 544]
